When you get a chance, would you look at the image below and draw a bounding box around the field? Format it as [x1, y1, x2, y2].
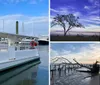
[50, 35, 100, 41]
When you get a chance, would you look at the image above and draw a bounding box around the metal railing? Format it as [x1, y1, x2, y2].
[0, 42, 8, 51]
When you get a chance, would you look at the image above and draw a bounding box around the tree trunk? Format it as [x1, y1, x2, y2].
[73, 59, 92, 70]
[64, 32, 66, 36]
[63, 27, 66, 36]
[65, 26, 72, 35]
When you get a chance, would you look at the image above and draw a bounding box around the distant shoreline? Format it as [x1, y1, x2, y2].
[51, 31, 100, 36]
[51, 30, 100, 33]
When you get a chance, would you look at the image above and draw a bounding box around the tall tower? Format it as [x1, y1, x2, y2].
[16, 21, 19, 34]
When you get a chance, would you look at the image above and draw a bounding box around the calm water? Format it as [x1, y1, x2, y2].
[0, 45, 49, 85]
[51, 68, 100, 85]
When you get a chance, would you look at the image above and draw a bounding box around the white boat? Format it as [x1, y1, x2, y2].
[38, 36, 49, 45]
[0, 32, 40, 72]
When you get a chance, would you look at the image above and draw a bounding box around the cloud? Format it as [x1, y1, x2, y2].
[51, 43, 100, 64]
[0, 14, 48, 36]
[74, 12, 81, 17]
[50, 10, 100, 32]
[88, 0, 100, 8]
[51, 8, 69, 15]
[51, 7, 82, 16]
[88, 0, 94, 3]
[89, 10, 100, 15]
[51, 25, 100, 33]
[0, 14, 29, 20]
[50, 49, 59, 57]
[0, 14, 48, 24]
[50, 9, 59, 13]
[58, 7, 69, 14]
[50, 17, 100, 32]
[78, 43, 100, 63]
[84, 6, 90, 10]
[60, 50, 71, 55]
[80, 18, 100, 25]
[51, 6, 82, 18]
[89, 16, 100, 21]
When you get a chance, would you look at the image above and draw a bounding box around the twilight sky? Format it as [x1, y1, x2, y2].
[50, 0, 100, 32]
[51, 43, 100, 64]
[0, 0, 48, 36]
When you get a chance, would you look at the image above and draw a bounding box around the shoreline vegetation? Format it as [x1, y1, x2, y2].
[50, 35, 100, 41]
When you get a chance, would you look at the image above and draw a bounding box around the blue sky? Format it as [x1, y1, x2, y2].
[51, 43, 100, 64]
[0, 0, 48, 16]
[50, 0, 100, 32]
[0, 0, 48, 36]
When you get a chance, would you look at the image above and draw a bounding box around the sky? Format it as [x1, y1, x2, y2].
[0, 0, 48, 36]
[50, 0, 100, 32]
[51, 43, 100, 64]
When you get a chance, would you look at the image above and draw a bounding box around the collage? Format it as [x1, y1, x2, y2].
[0, 0, 100, 85]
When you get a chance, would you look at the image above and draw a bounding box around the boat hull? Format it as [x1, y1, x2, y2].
[38, 40, 49, 45]
[0, 56, 40, 72]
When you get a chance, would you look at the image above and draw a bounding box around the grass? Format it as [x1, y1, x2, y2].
[50, 35, 100, 41]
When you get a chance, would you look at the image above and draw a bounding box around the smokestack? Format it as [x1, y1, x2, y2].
[16, 21, 19, 34]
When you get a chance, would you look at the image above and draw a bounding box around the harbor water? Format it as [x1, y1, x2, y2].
[0, 45, 49, 85]
[51, 67, 100, 85]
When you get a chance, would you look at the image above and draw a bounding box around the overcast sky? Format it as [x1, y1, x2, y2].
[50, 0, 100, 32]
[51, 43, 100, 64]
[0, 0, 48, 36]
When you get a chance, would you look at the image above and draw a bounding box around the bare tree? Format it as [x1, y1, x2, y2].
[51, 14, 84, 36]
[73, 58, 100, 73]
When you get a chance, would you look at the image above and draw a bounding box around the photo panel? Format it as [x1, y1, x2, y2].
[0, 0, 49, 85]
[50, 0, 100, 41]
[50, 42, 100, 85]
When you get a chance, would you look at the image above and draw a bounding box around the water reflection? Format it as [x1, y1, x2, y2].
[50, 68, 100, 85]
[0, 61, 40, 85]
[38, 45, 49, 67]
